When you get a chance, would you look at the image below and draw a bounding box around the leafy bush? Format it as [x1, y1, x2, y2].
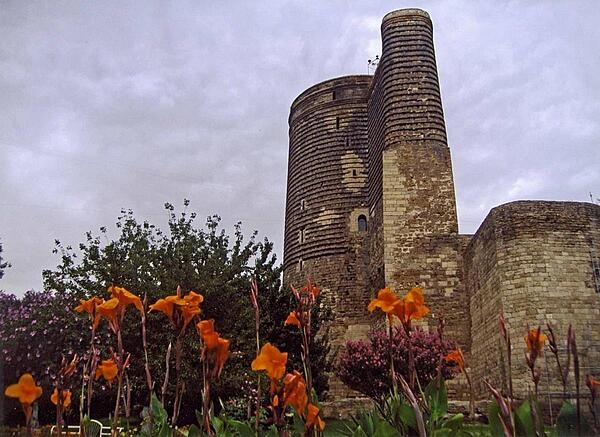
[336, 327, 456, 404]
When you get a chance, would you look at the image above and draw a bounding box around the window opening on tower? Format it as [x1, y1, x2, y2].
[358, 215, 367, 232]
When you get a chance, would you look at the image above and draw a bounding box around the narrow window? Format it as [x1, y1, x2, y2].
[332, 90, 337, 100]
[346, 137, 349, 147]
[352, 169, 357, 177]
[300, 199, 306, 211]
[358, 214, 367, 232]
[298, 259, 304, 272]
[299, 228, 305, 243]
[336, 117, 340, 129]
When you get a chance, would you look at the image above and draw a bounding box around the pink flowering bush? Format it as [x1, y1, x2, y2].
[336, 327, 456, 404]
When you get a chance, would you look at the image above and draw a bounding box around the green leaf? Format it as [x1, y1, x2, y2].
[487, 401, 507, 437]
[514, 400, 536, 437]
[188, 424, 204, 437]
[556, 400, 591, 436]
[211, 416, 225, 434]
[372, 421, 402, 437]
[425, 376, 448, 424]
[442, 413, 464, 433]
[397, 402, 417, 431]
[226, 420, 255, 437]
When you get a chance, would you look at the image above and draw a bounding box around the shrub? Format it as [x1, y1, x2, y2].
[336, 327, 456, 404]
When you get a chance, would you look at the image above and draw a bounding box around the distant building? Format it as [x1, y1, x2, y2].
[283, 8, 600, 409]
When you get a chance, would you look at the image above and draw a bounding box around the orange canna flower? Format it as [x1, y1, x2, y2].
[184, 290, 203, 306]
[587, 375, 600, 397]
[393, 287, 429, 325]
[197, 319, 220, 349]
[524, 328, 547, 355]
[215, 337, 230, 377]
[151, 288, 202, 330]
[50, 388, 72, 408]
[74, 296, 104, 316]
[283, 371, 308, 414]
[4, 373, 43, 405]
[367, 287, 400, 314]
[251, 343, 288, 381]
[305, 403, 325, 431]
[181, 302, 201, 330]
[108, 286, 144, 314]
[284, 311, 301, 328]
[95, 359, 118, 383]
[149, 298, 176, 321]
[445, 349, 465, 372]
[96, 297, 120, 329]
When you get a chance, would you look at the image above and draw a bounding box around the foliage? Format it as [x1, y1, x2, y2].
[0, 290, 114, 425]
[38, 200, 329, 425]
[336, 327, 456, 404]
[0, 240, 9, 280]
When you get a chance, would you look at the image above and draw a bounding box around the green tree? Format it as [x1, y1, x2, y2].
[0, 240, 10, 280]
[41, 201, 329, 425]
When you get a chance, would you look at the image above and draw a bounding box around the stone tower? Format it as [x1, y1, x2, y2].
[283, 8, 470, 400]
[365, 9, 467, 345]
[283, 8, 600, 408]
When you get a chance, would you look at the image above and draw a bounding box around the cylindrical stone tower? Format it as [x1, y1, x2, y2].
[367, 9, 467, 352]
[283, 75, 373, 398]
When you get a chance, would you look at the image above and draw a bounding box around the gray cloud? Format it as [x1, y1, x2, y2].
[1, 0, 599, 294]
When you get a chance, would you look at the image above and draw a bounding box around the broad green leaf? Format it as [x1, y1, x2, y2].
[398, 402, 417, 431]
[556, 400, 591, 436]
[514, 400, 535, 437]
[487, 401, 507, 437]
[227, 419, 255, 437]
[425, 376, 448, 423]
[187, 424, 204, 437]
[443, 413, 464, 433]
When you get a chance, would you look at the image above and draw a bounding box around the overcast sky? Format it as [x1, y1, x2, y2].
[1, 1, 599, 295]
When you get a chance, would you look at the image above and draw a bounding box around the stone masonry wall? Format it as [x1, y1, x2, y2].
[370, 10, 470, 351]
[465, 201, 600, 399]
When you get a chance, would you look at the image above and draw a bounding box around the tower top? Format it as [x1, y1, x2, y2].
[382, 8, 430, 23]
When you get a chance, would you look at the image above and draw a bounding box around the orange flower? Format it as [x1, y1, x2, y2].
[524, 328, 547, 355]
[445, 349, 465, 372]
[367, 287, 400, 314]
[284, 311, 301, 328]
[180, 302, 201, 330]
[149, 298, 176, 321]
[587, 375, 600, 397]
[184, 290, 203, 306]
[109, 286, 144, 313]
[95, 359, 118, 383]
[251, 343, 288, 381]
[50, 388, 72, 408]
[197, 319, 220, 349]
[74, 297, 104, 316]
[393, 287, 429, 325]
[151, 288, 203, 330]
[305, 403, 325, 431]
[215, 337, 230, 377]
[368, 286, 429, 329]
[96, 297, 120, 330]
[283, 371, 308, 414]
[4, 374, 43, 405]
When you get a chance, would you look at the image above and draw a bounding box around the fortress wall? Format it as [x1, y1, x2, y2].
[465, 201, 600, 398]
